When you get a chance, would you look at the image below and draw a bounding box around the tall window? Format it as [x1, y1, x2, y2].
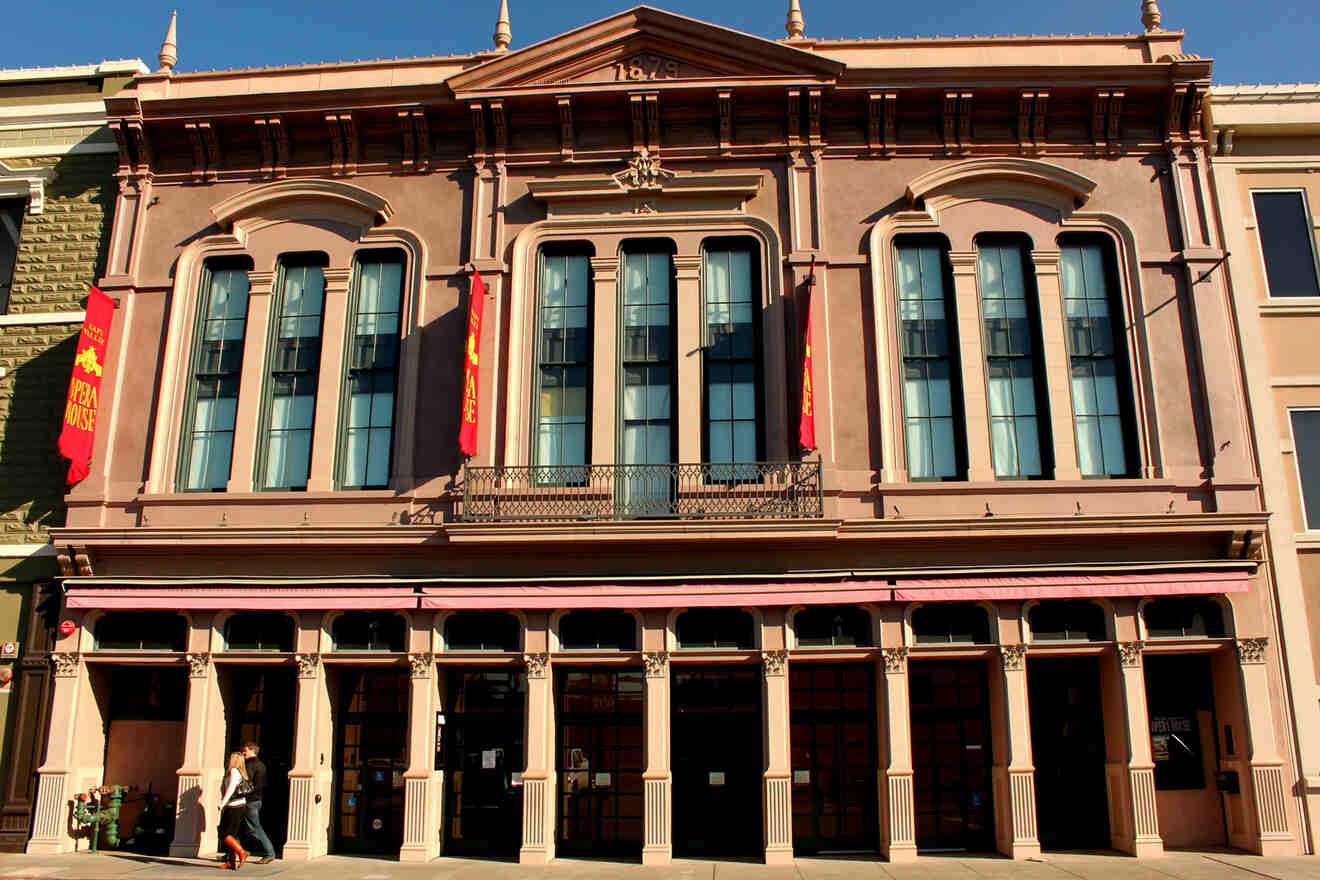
[0, 199, 23, 315]
[895, 240, 963, 479]
[180, 259, 252, 491]
[1290, 410, 1320, 529]
[1253, 191, 1320, 299]
[1060, 238, 1135, 477]
[340, 252, 403, 489]
[703, 240, 761, 473]
[535, 247, 591, 480]
[260, 255, 326, 490]
[978, 239, 1049, 478]
[619, 245, 675, 514]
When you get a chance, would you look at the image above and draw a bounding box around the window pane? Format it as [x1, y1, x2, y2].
[263, 261, 324, 489]
[622, 249, 674, 475]
[1254, 192, 1320, 298]
[341, 255, 402, 488]
[896, 244, 963, 480]
[1292, 411, 1320, 529]
[183, 265, 250, 490]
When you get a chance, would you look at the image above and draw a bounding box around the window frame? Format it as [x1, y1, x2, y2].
[334, 249, 406, 491]
[531, 243, 595, 484]
[255, 252, 329, 492]
[616, 241, 679, 469]
[1289, 406, 1320, 531]
[223, 612, 296, 652]
[1251, 187, 1320, 300]
[176, 256, 255, 493]
[0, 198, 25, 316]
[700, 237, 766, 472]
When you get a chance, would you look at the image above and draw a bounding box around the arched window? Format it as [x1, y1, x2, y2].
[894, 236, 966, 480]
[911, 603, 991, 645]
[1143, 598, 1227, 639]
[676, 609, 755, 649]
[444, 611, 520, 652]
[559, 610, 637, 651]
[224, 612, 295, 651]
[95, 612, 187, 651]
[332, 612, 406, 652]
[794, 605, 872, 648]
[1027, 600, 1106, 642]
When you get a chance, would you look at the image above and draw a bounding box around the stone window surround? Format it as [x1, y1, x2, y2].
[0, 161, 54, 215]
[867, 157, 1160, 483]
[1247, 186, 1320, 301]
[143, 179, 425, 496]
[502, 213, 789, 468]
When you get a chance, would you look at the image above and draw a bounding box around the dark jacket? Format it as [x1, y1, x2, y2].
[244, 757, 267, 801]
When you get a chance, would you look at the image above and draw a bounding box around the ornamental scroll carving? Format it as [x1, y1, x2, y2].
[408, 652, 434, 679]
[1117, 641, 1143, 668]
[761, 650, 788, 677]
[52, 652, 81, 678]
[1237, 637, 1268, 665]
[643, 652, 669, 678]
[881, 647, 909, 674]
[295, 653, 320, 679]
[1000, 644, 1027, 671]
[187, 652, 211, 678]
[614, 149, 675, 191]
[523, 652, 550, 679]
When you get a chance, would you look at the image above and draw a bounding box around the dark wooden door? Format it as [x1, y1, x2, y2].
[672, 666, 763, 858]
[556, 668, 644, 858]
[442, 669, 526, 857]
[333, 669, 408, 855]
[1028, 656, 1110, 850]
[910, 661, 994, 852]
[790, 663, 878, 854]
[227, 667, 296, 853]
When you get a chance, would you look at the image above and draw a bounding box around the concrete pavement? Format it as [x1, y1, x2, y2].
[4, 852, 1320, 880]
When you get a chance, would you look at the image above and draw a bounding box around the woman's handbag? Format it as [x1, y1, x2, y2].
[234, 778, 254, 798]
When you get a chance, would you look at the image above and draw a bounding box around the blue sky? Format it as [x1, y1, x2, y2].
[10, 0, 1317, 85]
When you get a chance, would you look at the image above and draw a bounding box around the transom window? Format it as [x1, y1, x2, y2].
[895, 239, 964, 480]
[224, 612, 295, 651]
[0, 199, 23, 315]
[1060, 238, 1136, 477]
[95, 612, 188, 651]
[559, 610, 638, 651]
[180, 258, 253, 491]
[1142, 597, 1227, 639]
[978, 238, 1049, 478]
[332, 612, 406, 651]
[703, 240, 762, 475]
[676, 608, 755, 649]
[795, 605, 872, 648]
[444, 611, 521, 652]
[1253, 190, 1320, 299]
[910, 603, 991, 645]
[260, 254, 327, 490]
[339, 251, 404, 489]
[534, 247, 592, 482]
[1027, 600, 1106, 642]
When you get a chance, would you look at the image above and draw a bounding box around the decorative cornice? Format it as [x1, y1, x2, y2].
[523, 652, 550, 679]
[1000, 644, 1028, 671]
[294, 652, 320, 678]
[881, 646, 909, 674]
[186, 651, 211, 677]
[210, 178, 392, 230]
[905, 156, 1098, 208]
[1237, 637, 1268, 665]
[643, 651, 669, 678]
[0, 161, 56, 214]
[1117, 641, 1143, 668]
[762, 650, 788, 677]
[408, 651, 434, 678]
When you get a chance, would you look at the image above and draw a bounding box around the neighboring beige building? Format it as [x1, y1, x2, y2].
[0, 59, 146, 850]
[1209, 82, 1320, 855]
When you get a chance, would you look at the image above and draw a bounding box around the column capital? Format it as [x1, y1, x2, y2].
[643, 651, 669, 678]
[294, 652, 321, 679]
[186, 652, 211, 678]
[1000, 644, 1027, 671]
[1237, 636, 1269, 665]
[51, 652, 80, 678]
[408, 651, 434, 679]
[761, 650, 788, 677]
[881, 646, 909, 674]
[1117, 641, 1144, 668]
[523, 652, 550, 679]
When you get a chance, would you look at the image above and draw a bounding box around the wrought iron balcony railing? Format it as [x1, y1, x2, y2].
[460, 459, 823, 522]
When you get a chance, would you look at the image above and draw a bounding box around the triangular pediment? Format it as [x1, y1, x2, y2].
[447, 6, 842, 96]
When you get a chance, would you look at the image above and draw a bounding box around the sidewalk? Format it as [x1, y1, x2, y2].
[5, 851, 1320, 880]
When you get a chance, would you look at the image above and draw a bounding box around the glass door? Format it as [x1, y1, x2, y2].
[334, 669, 408, 855]
[910, 661, 994, 852]
[442, 669, 527, 857]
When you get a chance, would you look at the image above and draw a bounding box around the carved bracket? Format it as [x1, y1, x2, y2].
[717, 90, 733, 153]
[868, 91, 897, 156]
[556, 96, 574, 159]
[325, 113, 357, 176]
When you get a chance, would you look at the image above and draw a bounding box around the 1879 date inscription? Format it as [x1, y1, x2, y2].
[615, 54, 682, 81]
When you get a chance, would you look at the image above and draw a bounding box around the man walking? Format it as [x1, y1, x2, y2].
[241, 742, 276, 864]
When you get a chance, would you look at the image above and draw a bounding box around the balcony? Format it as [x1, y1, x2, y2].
[460, 460, 824, 522]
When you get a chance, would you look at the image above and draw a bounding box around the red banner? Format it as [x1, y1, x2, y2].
[458, 270, 487, 458]
[58, 286, 115, 486]
[798, 258, 817, 454]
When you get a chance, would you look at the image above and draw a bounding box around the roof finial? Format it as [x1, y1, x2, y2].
[157, 10, 178, 73]
[1141, 0, 1163, 32]
[493, 0, 511, 52]
[786, 0, 805, 40]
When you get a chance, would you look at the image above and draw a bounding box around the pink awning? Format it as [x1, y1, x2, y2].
[892, 570, 1249, 602]
[64, 586, 419, 610]
[419, 579, 894, 609]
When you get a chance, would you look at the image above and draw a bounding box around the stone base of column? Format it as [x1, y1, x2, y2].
[881, 771, 917, 862]
[519, 776, 553, 865]
[995, 768, 1040, 860]
[280, 844, 314, 861]
[519, 848, 553, 865]
[642, 775, 671, 865]
[398, 775, 439, 862]
[764, 774, 793, 865]
[882, 841, 919, 862]
[281, 774, 326, 862]
[25, 773, 74, 855]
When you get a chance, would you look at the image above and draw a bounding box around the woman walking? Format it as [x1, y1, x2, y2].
[216, 752, 251, 869]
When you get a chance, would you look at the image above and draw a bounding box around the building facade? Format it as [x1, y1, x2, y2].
[23, 2, 1313, 864]
[1206, 81, 1320, 860]
[0, 59, 145, 852]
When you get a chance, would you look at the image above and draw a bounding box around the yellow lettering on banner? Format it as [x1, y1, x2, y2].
[63, 400, 96, 432]
[462, 372, 478, 423]
[802, 370, 813, 417]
